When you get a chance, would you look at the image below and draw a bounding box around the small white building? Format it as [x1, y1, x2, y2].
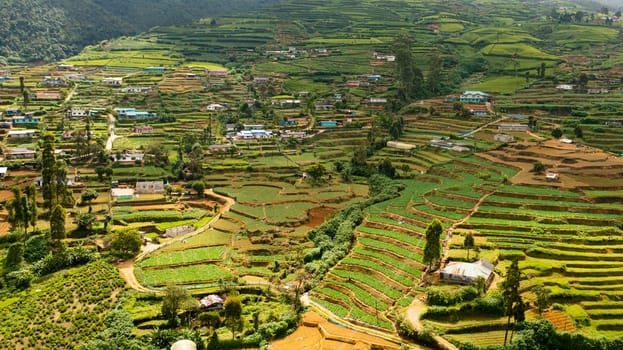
[440, 259, 495, 286]
[546, 173, 560, 182]
[0, 167, 8, 178]
[102, 77, 123, 85]
[498, 124, 529, 131]
[67, 108, 89, 118]
[556, 84, 574, 91]
[206, 103, 226, 112]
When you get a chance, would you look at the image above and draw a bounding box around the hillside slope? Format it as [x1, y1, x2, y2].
[0, 0, 276, 63]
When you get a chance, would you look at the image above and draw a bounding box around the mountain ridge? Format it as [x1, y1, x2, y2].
[0, 0, 277, 63]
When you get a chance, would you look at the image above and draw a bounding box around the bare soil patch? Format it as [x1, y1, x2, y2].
[270, 311, 401, 350]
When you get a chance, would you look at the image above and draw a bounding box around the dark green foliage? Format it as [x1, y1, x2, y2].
[532, 162, 546, 174]
[464, 233, 475, 260]
[4, 242, 24, 271]
[81, 189, 99, 204]
[77, 309, 148, 350]
[427, 286, 480, 306]
[0, 0, 278, 62]
[23, 233, 52, 263]
[551, 128, 563, 138]
[110, 230, 142, 259]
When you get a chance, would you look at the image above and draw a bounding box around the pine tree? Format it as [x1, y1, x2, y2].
[50, 204, 66, 243]
[41, 133, 58, 208]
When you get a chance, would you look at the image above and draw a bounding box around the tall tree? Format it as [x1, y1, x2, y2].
[19, 76, 24, 93]
[6, 187, 25, 233]
[503, 258, 522, 345]
[50, 204, 66, 243]
[224, 296, 244, 338]
[161, 285, 192, 326]
[392, 31, 424, 102]
[22, 90, 29, 111]
[110, 230, 143, 259]
[463, 233, 475, 260]
[25, 185, 37, 232]
[41, 133, 58, 208]
[423, 218, 443, 270]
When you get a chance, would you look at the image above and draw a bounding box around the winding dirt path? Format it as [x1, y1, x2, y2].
[406, 298, 459, 350]
[116, 189, 235, 291]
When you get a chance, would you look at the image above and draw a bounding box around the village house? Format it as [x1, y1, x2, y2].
[144, 67, 166, 73]
[587, 88, 609, 94]
[280, 131, 308, 140]
[271, 99, 301, 108]
[440, 259, 495, 287]
[112, 152, 144, 164]
[66, 108, 89, 118]
[498, 124, 529, 131]
[42, 76, 67, 86]
[0, 167, 7, 178]
[199, 295, 224, 310]
[206, 69, 228, 77]
[460, 91, 489, 103]
[253, 76, 270, 85]
[102, 77, 123, 85]
[556, 84, 574, 91]
[132, 125, 154, 134]
[114, 108, 157, 119]
[346, 80, 361, 87]
[8, 130, 36, 139]
[314, 104, 334, 111]
[235, 129, 273, 140]
[64, 73, 86, 81]
[135, 180, 165, 194]
[34, 175, 75, 187]
[368, 97, 388, 104]
[546, 173, 560, 182]
[184, 73, 197, 79]
[243, 124, 265, 131]
[35, 91, 62, 100]
[120, 86, 152, 93]
[319, 120, 338, 128]
[494, 134, 515, 143]
[605, 120, 623, 127]
[6, 107, 21, 116]
[206, 103, 226, 112]
[12, 114, 40, 124]
[0, 121, 12, 129]
[209, 143, 236, 153]
[57, 64, 74, 70]
[470, 108, 489, 116]
[7, 148, 36, 159]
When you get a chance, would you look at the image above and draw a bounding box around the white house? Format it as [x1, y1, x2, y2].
[556, 84, 574, 91]
[102, 77, 123, 85]
[207, 103, 226, 112]
[440, 259, 495, 286]
[0, 167, 8, 178]
[67, 108, 89, 118]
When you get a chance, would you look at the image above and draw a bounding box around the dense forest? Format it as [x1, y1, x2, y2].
[0, 0, 276, 63]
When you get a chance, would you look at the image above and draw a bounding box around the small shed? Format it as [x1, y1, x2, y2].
[440, 259, 495, 286]
[0, 167, 8, 178]
[136, 180, 165, 194]
[199, 295, 224, 310]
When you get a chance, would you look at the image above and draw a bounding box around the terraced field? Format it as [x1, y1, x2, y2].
[311, 155, 514, 330]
